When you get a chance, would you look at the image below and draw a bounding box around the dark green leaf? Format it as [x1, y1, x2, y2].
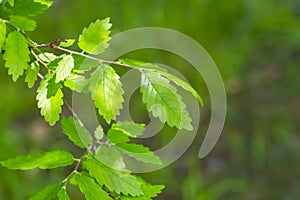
[8, 0, 50, 17]
[107, 129, 130, 144]
[29, 182, 63, 200]
[47, 74, 63, 98]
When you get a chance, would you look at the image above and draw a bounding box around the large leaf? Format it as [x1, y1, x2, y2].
[70, 172, 111, 200]
[3, 31, 30, 82]
[9, 15, 37, 31]
[116, 143, 162, 165]
[36, 74, 64, 126]
[84, 155, 143, 196]
[112, 121, 145, 138]
[25, 61, 40, 88]
[140, 70, 193, 130]
[78, 18, 112, 54]
[0, 21, 6, 51]
[89, 65, 124, 123]
[29, 182, 63, 200]
[61, 116, 92, 148]
[8, 0, 51, 17]
[0, 150, 74, 170]
[55, 54, 74, 83]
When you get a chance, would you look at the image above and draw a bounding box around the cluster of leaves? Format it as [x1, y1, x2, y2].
[0, 0, 203, 199]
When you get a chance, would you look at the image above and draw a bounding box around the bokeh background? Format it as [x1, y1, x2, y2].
[1, 0, 300, 199]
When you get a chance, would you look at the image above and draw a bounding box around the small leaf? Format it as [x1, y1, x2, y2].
[60, 39, 75, 47]
[55, 54, 74, 83]
[9, 15, 37, 31]
[64, 74, 89, 93]
[47, 74, 63, 98]
[29, 182, 63, 200]
[89, 65, 124, 123]
[112, 121, 145, 138]
[70, 172, 111, 200]
[95, 145, 126, 170]
[3, 31, 30, 82]
[107, 129, 130, 144]
[116, 143, 162, 165]
[0, 21, 6, 51]
[38, 52, 57, 63]
[0, 150, 74, 170]
[25, 61, 40, 88]
[61, 116, 92, 148]
[57, 188, 71, 200]
[84, 155, 143, 196]
[94, 125, 104, 140]
[78, 18, 112, 54]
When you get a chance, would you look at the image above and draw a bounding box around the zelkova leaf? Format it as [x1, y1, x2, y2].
[36, 74, 64, 126]
[107, 129, 130, 144]
[8, 0, 51, 17]
[70, 172, 112, 200]
[3, 31, 30, 82]
[61, 116, 92, 148]
[47, 74, 63, 98]
[64, 74, 89, 93]
[55, 54, 74, 83]
[84, 154, 143, 196]
[95, 145, 126, 170]
[0, 21, 6, 51]
[29, 182, 63, 200]
[116, 143, 162, 165]
[58, 188, 71, 200]
[121, 184, 165, 200]
[78, 18, 112, 54]
[140, 70, 193, 130]
[59, 39, 75, 47]
[112, 121, 145, 138]
[0, 150, 74, 170]
[9, 15, 37, 31]
[25, 61, 40, 88]
[89, 65, 124, 123]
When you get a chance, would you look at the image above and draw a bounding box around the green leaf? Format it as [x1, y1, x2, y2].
[9, 15, 37, 31]
[112, 121, 145, 138]
[64, 74, 89, 93]
[47, 74, 63, 98]
[8, 0, 14, 6]
[59, 39, 75, 47]
[8, 0, 50, 17]
[38, 52, 57, 63]
[0, 21, 6, 51]
[34, 0, 53, 7]
[140, 70, 193, 130]
[36, 74, 64, 126]
[29, 182, 63, 200]
[70, 172, 111, 200]
[57, 188, 71, 200]
[94, 125, 104, 140]
[121, 184, 165, 200]
[78, 18, 112, 54]
[118, 59, 167, 72]
[3, 31, 30, 82]
[89, 65, 124, 123]
[0, 150, 74, 170]
[72, 54, 99, 71]
[84, 155, 143, 196]
[61, 116, 92, 149]
[95, 145, 126, 170]
[55, 54, 74, 83]
[25, 61, 40, 88]
[116, 143, 162, 165]
[107, 129, 130, 144]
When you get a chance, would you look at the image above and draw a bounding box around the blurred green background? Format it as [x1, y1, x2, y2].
[1, 0, 300, 199]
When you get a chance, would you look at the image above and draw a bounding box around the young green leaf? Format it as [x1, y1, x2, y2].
[78, 18, 112, 54]
[25, 61, 40, 88]
[140, 70, 193, 130]
[61, 116, 93, 148]
[64, 74, 89, 93]
[9, 15, 37, 31]
[36, 74, 64, 126]
[107, 129, 130, 144]
[89, 65, 124, 123]
[84, 155, 143, 196]
[59, 39, 75, 47]
[0, 21, 6, 51]
[57, 188, 71, 200]
[112, 121, 145, 138]
[0, 150, 74, 170]
[55, 54, 74, 83]
[70, 172, 112, 200]
[29, 182, 63, 200]
[116, 143, 162, 165]
[95, 145, 126, 170]
[94, 125, 104, 140]
[38, 52, 57, 63]
[3, 31, 30, 82]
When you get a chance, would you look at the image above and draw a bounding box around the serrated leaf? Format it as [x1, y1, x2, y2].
[107, 129, 130, 144]
[3, 31, 30, 82]
[25, 61, 40, 88]
[0, 150, 74, 170]
[29, 182, 63, 200]
[84, 155, 143, 196]
[36, 74, 64, 126]
[94, 125, 104, 140]
[89, 65, 124, 123]
[47, 74, 63, 98]
[38, 52, 57, 63]
[119, 59, 167, 72]
[140, 70, 193, 130]
[116, 143, 162, 165]
[9, 15, 36, 31]
[0, 21, 6, 51]
[78, 18, 112, 55]
[57, 188, 71, 200]
[121, 184, 165, 200]
[61, 116, 92, 148]
[70, 172, 111, 200]
[60, 39, 75, 47]
[8, 0, 49, 17]
[64, 74, 89, 93]
[112, 121, 145, 138]
[55, 54, 74, 83]
[95, 145, 126, 170]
